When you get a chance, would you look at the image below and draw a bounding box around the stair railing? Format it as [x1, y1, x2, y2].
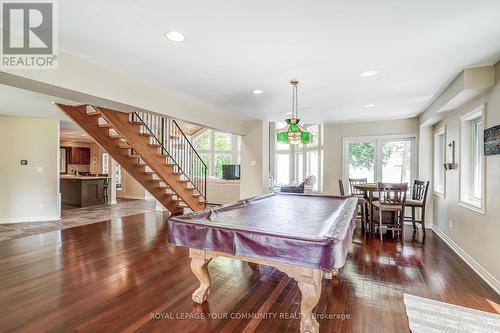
[129, 112, 207, 202]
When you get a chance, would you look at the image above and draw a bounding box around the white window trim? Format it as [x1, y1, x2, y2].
[458, 105, 486, 214]
[433, 126, 446, 198]
[272, 123, 324, 192]
[193, 129, 240, 179]
[341, 134, 417, 191]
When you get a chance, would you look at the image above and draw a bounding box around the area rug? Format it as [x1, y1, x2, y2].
[403, 293, 500, 332]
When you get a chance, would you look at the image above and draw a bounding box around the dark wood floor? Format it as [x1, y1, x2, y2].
[0, 212, 498, 333]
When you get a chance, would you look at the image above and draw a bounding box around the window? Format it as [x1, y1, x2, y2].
[459, 106, 485, 213]
[272, 123, 323, 192]
[433, 128, 445, 196]
[343, 135, 416, 192]
[115, 163, 122, 191]
[192, 129, 240, 179]
[102, 153, 109, 174]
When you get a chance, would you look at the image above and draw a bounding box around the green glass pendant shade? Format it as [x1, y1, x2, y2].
[276, 118, 313, 145]
[277, 80, 312, 145]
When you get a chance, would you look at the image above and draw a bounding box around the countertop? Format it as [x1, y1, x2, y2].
[61, 175, 110, 180]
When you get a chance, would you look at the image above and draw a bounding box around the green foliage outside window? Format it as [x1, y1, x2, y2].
[194, 130, 210, 150]
[215, 154, 231, 178]
[349, 143, 394, 169]
[214, 132, 231, 151]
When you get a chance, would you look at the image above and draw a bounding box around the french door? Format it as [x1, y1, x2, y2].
[343, 136, 416, 189]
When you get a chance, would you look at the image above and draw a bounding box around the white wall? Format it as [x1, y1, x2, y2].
[418, 125, 434, 225]
[207, 181, 241, 204]
[240, 120, 269, 199]
[0, 116, 59, 222]
[323, 118, 420, 194]
[117, 169, 146, 200]
[432, 61, 500, 288]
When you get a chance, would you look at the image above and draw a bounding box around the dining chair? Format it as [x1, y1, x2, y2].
[348, 178, 367, 196]
[339, 179, 368, 232]
[372, 182, 408, 241]
[405, 180, 430, 234]
[338, 179, 346, 196]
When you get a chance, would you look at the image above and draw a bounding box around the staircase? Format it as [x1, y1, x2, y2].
[56, 104, 207, 215]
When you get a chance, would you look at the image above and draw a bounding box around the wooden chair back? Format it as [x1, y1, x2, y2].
[412, 180, 429, 202]
[338, 179, 345, 196]
[349, 178, 367, 195]
[377, 182, 408, 206]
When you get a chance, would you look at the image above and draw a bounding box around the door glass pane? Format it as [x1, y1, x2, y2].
[214, 153, 231, 179]
[348, 142, 375, 182]
[276, 153, 290, 185]
[382, 140, 412, 184]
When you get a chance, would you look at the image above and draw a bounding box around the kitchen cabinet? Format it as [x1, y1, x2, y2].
[69, 147, 91, 164]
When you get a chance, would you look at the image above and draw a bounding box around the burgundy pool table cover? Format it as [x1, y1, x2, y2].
[167, 193, 358, 270]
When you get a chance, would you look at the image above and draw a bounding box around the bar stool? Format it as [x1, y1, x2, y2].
[338, 179, 368, 232]
[99, 173, 109, 203]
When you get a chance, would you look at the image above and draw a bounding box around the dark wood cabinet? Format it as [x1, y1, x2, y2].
[61, 177, 108, 207]
[69, 147, 91, 165]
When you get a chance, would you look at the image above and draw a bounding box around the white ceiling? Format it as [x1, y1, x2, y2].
[0, 84, 93, 142]
[0, 84, 73, 121]
[7, 1, 500, 124]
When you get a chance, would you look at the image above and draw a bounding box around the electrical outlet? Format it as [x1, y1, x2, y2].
[449, 219, 453, 228]
[38, 203, 44, 209]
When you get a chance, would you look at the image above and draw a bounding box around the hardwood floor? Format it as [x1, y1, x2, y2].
[0, 212, 498, 333]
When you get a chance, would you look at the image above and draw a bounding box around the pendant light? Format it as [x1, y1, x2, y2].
[276, 80, 312, 145]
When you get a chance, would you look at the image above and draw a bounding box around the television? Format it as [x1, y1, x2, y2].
[222, 164, 240, 180]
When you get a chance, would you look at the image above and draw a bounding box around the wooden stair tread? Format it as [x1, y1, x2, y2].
[57, 103, 207, 214]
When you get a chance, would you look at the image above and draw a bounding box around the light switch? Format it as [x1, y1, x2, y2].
[36, 166, 44, 173]
[250, 160, 256, 167]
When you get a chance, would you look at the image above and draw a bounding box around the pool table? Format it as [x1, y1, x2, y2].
[168, 192, 358, 333]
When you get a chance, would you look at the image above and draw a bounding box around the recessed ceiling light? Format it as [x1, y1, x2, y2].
[252, 89, 264, 95]
[360, 70, 379, 77]
[364, 104, 375, 108]
[165, 31, 186, 42]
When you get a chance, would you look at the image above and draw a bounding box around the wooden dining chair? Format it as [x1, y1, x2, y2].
[339, 179, 368, 232]
[372, 182, 408, 241]
[338, 179, 346, 196]
[405, 180, 430, 234]
[348, 178, 367, 196]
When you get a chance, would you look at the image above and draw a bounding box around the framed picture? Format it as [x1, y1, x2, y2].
[484, 124, 500, 156]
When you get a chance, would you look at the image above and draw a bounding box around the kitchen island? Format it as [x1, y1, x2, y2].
[60, 175, 110, 207]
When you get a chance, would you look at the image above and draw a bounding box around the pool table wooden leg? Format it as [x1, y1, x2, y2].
[190, 249, 212, 304]
[323, 269, 338, 280]
[293, 268, 322, 333]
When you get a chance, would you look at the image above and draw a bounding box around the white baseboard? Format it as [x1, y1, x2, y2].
[0, 215, 60, 224]
[432, 225, 500, 295]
